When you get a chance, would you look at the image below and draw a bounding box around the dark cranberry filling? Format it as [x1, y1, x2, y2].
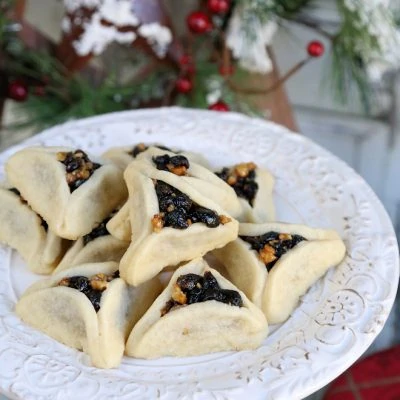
[57, 149, 101, 192]
[241, 231, 306, 271]
[58, 271, 119, 312]
[216, 165, 258, 206]
[82, 214, 114, 245]
[161, 271, 243, 316]
[153, 180, 225, 230]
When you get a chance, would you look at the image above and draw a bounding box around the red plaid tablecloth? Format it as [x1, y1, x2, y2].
[323, 345, 400, 400]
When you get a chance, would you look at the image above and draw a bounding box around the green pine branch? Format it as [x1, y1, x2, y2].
[329, 0, 385, 110]
[7, 69, 172, 132]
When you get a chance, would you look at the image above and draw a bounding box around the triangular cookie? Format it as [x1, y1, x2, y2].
[0, 186, 66, 274]
[53, 211, 128, 274]
[213, 222, 346, 324]
[126, 258, 268, 358]
[16, 262, 161, 368]
[119, 166, 239, 286]
[133, 147, 242, 218]
[102, 143, 210, 170]
[106, 145, 219, 241]
[6, 147, 127, 239]
[215, 162, 275, 222]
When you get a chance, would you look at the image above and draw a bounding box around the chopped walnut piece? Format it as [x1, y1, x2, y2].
[58, 278, 70, 287]
[92, 273, 112, 282]
[171, 283, 187, 304]
[58, 149, 101, 192]
[182, 328, 189, 335]
[234, 162, 257, 178]
[219, 215, 231, 225]
[167, 164, 188, 176]
[278, 233, 292, 241]
[227, 175, 237, 185]
[90, 279, 108, 291]
[259, 244, 277, 265]
[90, 273, 109, 291]
[151, 213, 165, 232]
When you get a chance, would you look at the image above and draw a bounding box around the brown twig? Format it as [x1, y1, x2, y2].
[221, 31, 231, 72]
[227, 57, 310, 95]
[162, 77, 176, 106]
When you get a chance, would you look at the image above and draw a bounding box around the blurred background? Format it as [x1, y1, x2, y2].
[0, 1, 399, 399]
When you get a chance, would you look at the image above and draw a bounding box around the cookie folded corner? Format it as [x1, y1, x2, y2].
[6, 147, 127, 239]
[16, 261, 161, 368]
[214, 222, 346, 325]
[119, 167, 239, 286]
[126, 258, 268, 359]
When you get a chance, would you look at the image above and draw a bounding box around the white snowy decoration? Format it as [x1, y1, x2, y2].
[95, 0, 140, 27]
[343, 0, 400, 81]
[226, 5, 277, 74]
[63, 0, 172, 57]
[64, 0, 101, 13]
[73, 13, 137, 56]
[137, 23, 173, 58]
[206, 78, 223, 105]
[61, 17, 71, 33]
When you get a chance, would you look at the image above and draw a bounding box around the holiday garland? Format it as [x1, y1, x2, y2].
[1, 0, 400, 131]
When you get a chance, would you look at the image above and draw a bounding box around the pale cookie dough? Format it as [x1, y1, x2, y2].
[6, 147, 127, 240]
[102, 143, 210, 170]
[0, 186, 67, 274]
[53, 211, 128, 274]
[215, 162, 275, 222]
[213, 222, 346, 324]
[16, 262, 162, 368]
[126, 258, 268, 359]
[119, 166, 238, 286]
[134, 147, 242, 218]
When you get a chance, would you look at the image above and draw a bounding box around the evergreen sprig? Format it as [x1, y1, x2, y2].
[235, 0, 314, 20]
[10, 69, 171, 131]
[330, 0, 386, 110]
[2, 0, 399, 130]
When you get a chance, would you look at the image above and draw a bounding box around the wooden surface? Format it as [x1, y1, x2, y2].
[235, 50, 298, 132]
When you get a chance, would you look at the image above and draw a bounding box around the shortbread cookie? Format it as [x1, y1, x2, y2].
[102, 143, 210, 170]
[6, 147, 127, 239]
[126, 258, 268, 358]
[213, 222, 346, 324]
[216, 162, 275, 222]
[0, 186, 66, 274]
[53, 211, 128, 274]
[16, 262, 161, 368]
[119, 166, 238, 286]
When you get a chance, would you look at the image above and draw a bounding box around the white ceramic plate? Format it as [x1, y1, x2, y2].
[0, 108, 398, 400]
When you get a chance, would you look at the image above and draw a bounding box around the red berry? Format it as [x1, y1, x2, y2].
[207, 0, 230, 14]
[175, 77, 193, 93]
[307, 40, 324, 57]
[187, 11, 212, 34]
[7, 80, 28, 102]
[179, 55, 196, 75]
[208, 101, 229, 111]
[218, 64, 234, 76]
[179, 55, 192, 65]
